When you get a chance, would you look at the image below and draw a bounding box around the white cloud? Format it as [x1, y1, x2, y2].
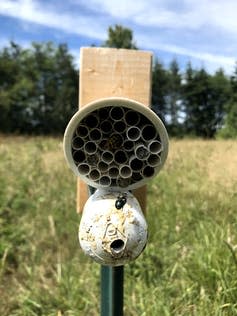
[83, 0, 237, 34]
[0, 0, 106, 40]
[205, 1, 237, 34]
[82, 0, 147, 19]
[83, 0, 202, 29]
[156, 42, 235, 73]
[137, 33, 235, 70]
[73, 0, 237, 71]
[0, 0, 236, 73]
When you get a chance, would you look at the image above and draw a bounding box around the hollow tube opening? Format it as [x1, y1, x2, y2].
[147, 154, 161, 167]
[109, 167, 119, 178]
[107, 133, 123, 150]
[123, 140, 134, 152]
[73, 150, 86, 163]
[76, 125, 89, 138]
[89, 169, 100, 181]
[84, 141, 97, 154]
[98, 107, 109, 118]
[110, 107, 125, 121]
[100, 120, 113, 134]
[78, 163, 90, 175]
[98, 161, 109, 172]
[142, 166, 155, 178]
[132, 172, 143, 181]
[72, 136, 84, 150]
[126, 126, 141, 141]
[98, 139, 108, 150]
[142, 125, 157, 141]
[89, 128, 102, 142]
[84, 113, 99, 128]
[135, 145, 149, 160]
[120, 165, 132, 178]
[114, 150, 128, 164]
[87, 154, 99, 166]
[99, 176, 111, 187]
[148, 140, 163, 154]
[113, 121, 126, 133]
[130, 158, 143, 171]
[124, 110, 140, 125]
[101, 151, 114, 164]
[110, 239, 125, 254]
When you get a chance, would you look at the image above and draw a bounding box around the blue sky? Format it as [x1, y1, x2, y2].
[0, 0, 236, 73]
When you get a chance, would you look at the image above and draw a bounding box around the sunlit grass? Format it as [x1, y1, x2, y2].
[0, 137, 237, 315]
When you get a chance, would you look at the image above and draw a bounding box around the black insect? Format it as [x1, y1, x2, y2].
[115, 195, 127, 210]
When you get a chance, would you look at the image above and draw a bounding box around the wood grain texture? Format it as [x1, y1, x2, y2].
[77, 47, 152, 213]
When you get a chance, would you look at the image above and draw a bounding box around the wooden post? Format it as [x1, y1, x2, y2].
[77, 47, 152, 213]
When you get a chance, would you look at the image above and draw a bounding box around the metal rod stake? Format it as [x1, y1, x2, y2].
[88, 186, 124, 316]
[101, 265, 124, 316]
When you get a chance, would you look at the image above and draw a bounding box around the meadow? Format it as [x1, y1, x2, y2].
[0, 136, 237, 316]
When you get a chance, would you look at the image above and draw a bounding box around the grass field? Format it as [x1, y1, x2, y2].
[0, 136, 237, 316]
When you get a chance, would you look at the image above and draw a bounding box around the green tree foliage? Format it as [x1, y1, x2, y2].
[183, 66, 210, 137]
[221, 104, 237, 138]
[0, 42, 28, 132]
[104, 24, 137, 49]
[0, 42, 78, 134]
[183, 65, 230, 138]
[151, 60, 169, 124]
[152, 59, 231, 138]
[0, 24, 236, 138]
[218, 65, 237, 138]
[210, 68, 231, 130]
[166, 59, 182, 136]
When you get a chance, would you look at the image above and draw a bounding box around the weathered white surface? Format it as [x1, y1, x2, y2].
[79, 189, 148, 266]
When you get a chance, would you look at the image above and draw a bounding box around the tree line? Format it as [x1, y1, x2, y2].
[0, 25, 236, 138]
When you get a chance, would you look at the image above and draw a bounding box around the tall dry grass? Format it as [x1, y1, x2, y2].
[0, 137, 237, 315]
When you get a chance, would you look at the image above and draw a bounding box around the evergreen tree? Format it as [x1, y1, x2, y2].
[210, 68, 231, 133]
[218, 65, 237, 138]
[0, 36, 234, 138]
[0, 42, 78, 134]
[0, 42, 36, 132]
[166, 59, 182, 135]
[0, 43, 16, 131]
[30, 42, 78, 133]
[104, 24, 137, 49]
[183, 62, 196, 135]
[152, 59, 169, 124]
[183, 65, 228, 138]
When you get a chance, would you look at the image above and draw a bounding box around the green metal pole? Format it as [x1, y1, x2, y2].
[101, 265, 124, 316]
[88, 187, 124, 316]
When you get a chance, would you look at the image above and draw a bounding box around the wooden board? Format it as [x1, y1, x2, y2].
[77, 47, 152, 213]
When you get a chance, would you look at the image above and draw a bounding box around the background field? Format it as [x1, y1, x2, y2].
[0, 137, 237, 315]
